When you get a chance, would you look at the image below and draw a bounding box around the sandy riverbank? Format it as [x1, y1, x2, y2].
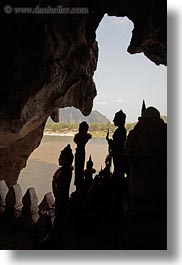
[44, 130, 110, 138]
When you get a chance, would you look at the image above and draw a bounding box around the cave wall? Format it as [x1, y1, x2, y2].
[0, 0, 166, 186]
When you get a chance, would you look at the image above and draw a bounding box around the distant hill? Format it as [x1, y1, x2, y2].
[48, 107, 110, 124]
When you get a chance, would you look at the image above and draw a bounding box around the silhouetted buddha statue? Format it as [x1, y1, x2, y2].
[106, 110, 126, 182]
[52, 144, 73, 248]
[124, 106, 167, 249]
[52, 144, 73, 214]
[74, 121, 92, 191]
[125, 106, 167, 200]
[84, 156, 96, 189]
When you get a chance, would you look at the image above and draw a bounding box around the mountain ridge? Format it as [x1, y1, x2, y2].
[48, 107, 110, 124]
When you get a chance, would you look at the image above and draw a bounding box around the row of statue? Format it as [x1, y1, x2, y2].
[0, 99, 167, 249]
[50, 101, 167, 248]
[52, 110, 124, 212]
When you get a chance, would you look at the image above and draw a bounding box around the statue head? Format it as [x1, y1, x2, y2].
[58, 144, 73, 166]
[79, 121, 89, 133]
[113, 110, 126, 126]
[142, 107, 160, 119]
[86, 155, 94, 169]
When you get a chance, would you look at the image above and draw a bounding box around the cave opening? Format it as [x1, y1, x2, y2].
[19, 14, 167, 202]
[94, 15, 167, 123]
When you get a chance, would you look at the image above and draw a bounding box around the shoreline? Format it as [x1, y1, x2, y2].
[44, 132, 74, 137]
[44, 130, 108, 138]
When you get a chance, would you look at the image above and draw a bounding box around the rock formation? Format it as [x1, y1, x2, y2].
[0, 180, 9, 214]
[39, 192, 55, 227]
[19, 187, 40, 226]
[0, 0, 166, 186]
[5, 184, 23, 219]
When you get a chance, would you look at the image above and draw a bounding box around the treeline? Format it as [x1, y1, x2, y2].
[45, 116, 167, 138]
[45, 122, 137, 135]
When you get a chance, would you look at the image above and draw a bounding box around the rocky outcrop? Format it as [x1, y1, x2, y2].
[5, 184, 23, 219]
[0, 180, 9, 214]
[0, 181, 55, 226]
[0, 122, 46, 186]
[20, 187, 40, 226]
[0, 0, 166, 186]
[0, 182, 55, 249]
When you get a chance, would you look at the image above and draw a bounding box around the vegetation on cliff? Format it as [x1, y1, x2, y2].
[45, 116, 167, 138]
[45, 122, 137, 138]
[45, 107, 167, 138]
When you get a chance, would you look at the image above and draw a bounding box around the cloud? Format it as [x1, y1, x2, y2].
[95, 101, 108, 105]
[115, 99, 124, 103]
[110, 16, 127, 25]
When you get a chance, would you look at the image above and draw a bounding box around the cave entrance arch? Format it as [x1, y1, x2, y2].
[19, 15, 167, 202]
[94, 15, 167, 123]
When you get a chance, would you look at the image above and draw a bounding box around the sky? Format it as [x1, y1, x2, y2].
[93, 15, 167, 123]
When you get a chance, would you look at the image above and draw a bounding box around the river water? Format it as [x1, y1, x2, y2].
[19, 135, 108, 202]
